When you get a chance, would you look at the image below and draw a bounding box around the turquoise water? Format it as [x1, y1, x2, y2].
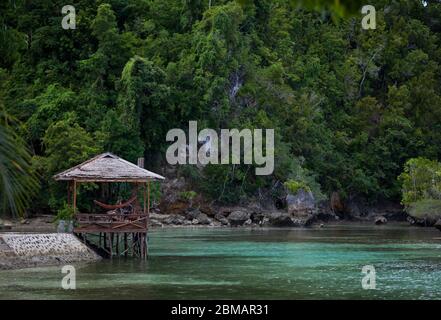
[1, 224, 441, 299]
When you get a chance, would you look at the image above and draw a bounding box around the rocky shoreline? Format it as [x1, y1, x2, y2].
[151, 178, 409, 229]
[148, 208, 405, 229]
[148, 200, 407, 229]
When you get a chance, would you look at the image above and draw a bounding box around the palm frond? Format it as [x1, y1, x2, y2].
[0, 112, 39, 218]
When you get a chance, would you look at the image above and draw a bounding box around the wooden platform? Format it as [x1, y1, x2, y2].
[74, 213, 149, 259]
[74, 213, 148, 233]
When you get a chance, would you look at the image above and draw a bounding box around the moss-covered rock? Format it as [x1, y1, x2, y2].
[408, 199, 441, 226]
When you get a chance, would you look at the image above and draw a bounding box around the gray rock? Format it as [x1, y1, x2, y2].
[316, 201, 339, 221]
[292, 217, 312, 227]
[374, 216, 387, 225]
[214, 213, 229, 225]
[435, 219, 441, 232]
[248, 202, 263, 214]
[251, 212, 266, 224]
[67, 221, 74, 233]
[150, 213, 170, 221]
[365, 200, 406, 221]
[285, 189, 318, 226]
[287, 189, 315, 213]
[227, 210, 251, 226]
[186, 208, 201, 220]
[196, 213, 211, 225]
[164, 215, 185, 225]
[261, 217, 270, 226]
[286, 189, 317, 223]
[150, 219, 163, 227]
[344, 196, 371, 220]
[211, 220, 222, 227]
[268, 212, 295, 227]
[57, 220, 66, 233]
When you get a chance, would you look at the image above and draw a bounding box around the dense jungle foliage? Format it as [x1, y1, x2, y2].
[1, 0, 441, 215]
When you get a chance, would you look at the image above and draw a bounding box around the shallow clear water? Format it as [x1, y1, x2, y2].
[1, 224, 441, 299]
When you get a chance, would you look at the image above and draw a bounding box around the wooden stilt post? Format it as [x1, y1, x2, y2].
[139, 233, 145, 259]
[140, 234, 143, 259]
[147, 180, 150, 259]
[135, 233, 138, 257]
[145, 234, 148, 259]
[147, 180, 150, 215]
[143, 233, 148, 260]
[131, 233, 134, 257]
[145, 232, 149, 259]
[145, 180, 151, 259]
[116, 233, 120, 256]
[73, 180, 77, 214]
[111, 233, 115, 256]
[67, 181, 71, 206]
[132, 233, 135, 257]
[143, 182, 147, 214]
[124, 233, 128, 258]
[108, 233, 113, 259]
[136, 233, 140, 257]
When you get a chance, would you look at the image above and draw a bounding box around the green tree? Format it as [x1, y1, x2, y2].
[117, 56, 171, 158]
[80, 3, 136, 89]
[41, 114, 101, 210]
[398, 157, 441, 222]
[398, 157, 441, 206]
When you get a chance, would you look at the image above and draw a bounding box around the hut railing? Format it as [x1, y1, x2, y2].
[74, 213, 148, 233]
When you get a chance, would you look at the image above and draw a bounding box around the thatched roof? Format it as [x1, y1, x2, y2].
[53, 153, 165, 182]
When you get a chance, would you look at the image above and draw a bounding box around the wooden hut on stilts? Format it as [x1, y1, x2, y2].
[53, 153, 165, 259]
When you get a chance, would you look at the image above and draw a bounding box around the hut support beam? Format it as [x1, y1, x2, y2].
[67, 182, 71, 206]
[124, 233, 128, 258]
[109, 233, 113, 259]
[147, 180, 150, 215]
[143, 183, 146, 214]
[73, 180, 77, 214]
